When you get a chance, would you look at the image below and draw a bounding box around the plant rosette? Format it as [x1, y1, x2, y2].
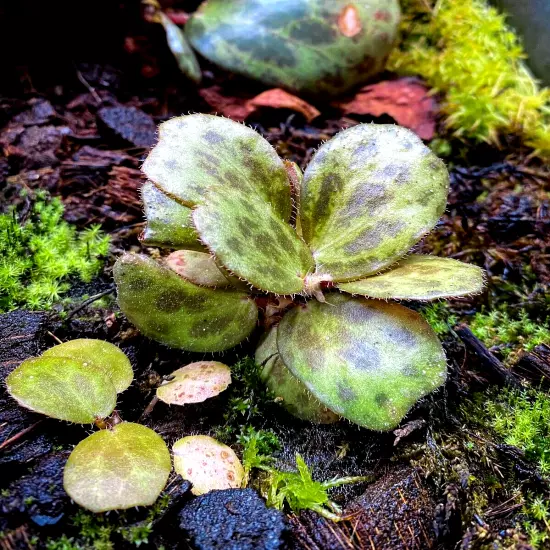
[114, 114, 485, 431]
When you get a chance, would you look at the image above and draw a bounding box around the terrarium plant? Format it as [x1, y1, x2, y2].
[114, 114, 485, 431]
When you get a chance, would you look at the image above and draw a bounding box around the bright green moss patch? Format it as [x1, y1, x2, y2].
[420, 302, 458, 336]
[389, 0, 550, 158]
[0, 194, 109, 312]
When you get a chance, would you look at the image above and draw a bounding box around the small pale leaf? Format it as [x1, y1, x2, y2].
[165, 250, 230, 288]
[193, 186, 314, 294]
[142, 114, 291, 221]
[114, 253, 258, 352]
[256, 328, 340, 424]
[157, 361, 231, 405]
[173, 435, 244, 495]
[141, 182, 203, 251]
[6, 357, 116, 424]
[277, 294, 447, 431]
[42, 339, 133, 393]
[63, 422, 171, 512]
[299, 124, 450, 281]
[337, 255, 485, 300]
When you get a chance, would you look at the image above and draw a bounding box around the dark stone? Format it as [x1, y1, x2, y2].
[97, 106, 157, 148]
[179, 488, 287, 550]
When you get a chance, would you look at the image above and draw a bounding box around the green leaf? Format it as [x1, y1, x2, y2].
[256, 327, 339, 424]
[6, 357, 116, 424]
[299, 124, 450, 282]
[338, 255, 485, 300]
[165, 250, 230, 288]
[277, 294, 447, 431]
[142, 114, 292, 221]
[114, 253, 258, 352]
[42, 339, 133, 393]
[193, 185, 314, 294]
[156, 361, 231, 405]
[159, 13, 202, 84]
[172, 435, 244, 495]
[185, 0, 400, 97]
[140, 182, 203, 251]
[63, 422, 171, 512]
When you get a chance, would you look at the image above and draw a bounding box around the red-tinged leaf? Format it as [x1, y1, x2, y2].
[334, 78, 438, 140]
[166, 10, 190, 26]
[198, 86, 252, 120]
[246, 89, 320, 122]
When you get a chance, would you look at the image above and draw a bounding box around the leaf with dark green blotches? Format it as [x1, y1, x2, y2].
[6, 357, 116, 424]
[160, 13, 202, 84]
[256, 327, 339, 424]
[142, 114, 291, 221]
[140, 182, 203, 251]
[338, 255, 485, 300]
[113, 253, 258, 352]
[42, 339, 133, 393]
[277, 294, 447, 431]
[185, 0, 400, 97]
[173, 435, 244, 495]
[165, 250, 230, 288]
[193, 185, 314, 295]
[157, 361, 231, 405]
[299, 125, 450, 282]
[63, 422, 171, 512]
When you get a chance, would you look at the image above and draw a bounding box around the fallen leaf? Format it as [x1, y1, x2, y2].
[198, 86, 251, 120]
[393, 419, 426, 446]
[334, 78, 438, 140]
[246, 88, 320, 122]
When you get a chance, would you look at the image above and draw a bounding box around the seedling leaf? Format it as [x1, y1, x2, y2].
[165, 250, 230, 288]
[173, 435, 244, 495]
[6, 356, 116, 424]
[277, 294, 447, 430]
[63, 422, 171, 513]
[338, 255, 485, 300]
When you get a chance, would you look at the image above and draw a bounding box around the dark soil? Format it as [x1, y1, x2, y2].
[1, 2, 549, 549]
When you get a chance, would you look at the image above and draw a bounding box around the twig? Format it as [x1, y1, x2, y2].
[140, 396, 159, 420]
[0, 420, 44, 451]
[47, 331, 63, 344]
[76, 70, 102, 105]
[66, 287, 115, 320]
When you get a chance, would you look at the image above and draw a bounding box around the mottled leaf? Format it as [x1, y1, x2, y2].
[6, 357, 116, 424]
[186, 0, 400, 97]
[160, 13, 202, 84]
[141, 182, 203, 251]
[300, 124, 450, 282]
[338, 255, 485, 300]
[42, 339, 133, 393]
[142, 114, 291, 221]
[256, 327, 339, 424]
[193, 186, 314, 294]
[277, 294, 447, 431]
[114, 253, 258, 352]
[63, 423, 171, 512]
[156, 361, 231, 405]
[173, 435, 244, 495]
[165, 250, 230, 288]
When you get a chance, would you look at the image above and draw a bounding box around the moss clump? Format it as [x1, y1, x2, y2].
[389, 0, 550, 157]
[420, 302, 458, 336]
[0, 193, 109, 312]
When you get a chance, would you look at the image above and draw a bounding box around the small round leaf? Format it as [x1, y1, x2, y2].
[173, 435, 244, 495]
[157, 361, 231, 405]
[165, 250, 230, 288]
[6, 357, 117, 424]
[64, 422, 171, 513]
[42, 339, 133, 393]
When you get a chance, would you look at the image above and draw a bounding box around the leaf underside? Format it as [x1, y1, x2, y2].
[173, 435, 244, 495]
[193, 185, 314, 294]
[114, 254, 258, 352]
[337, 255, 486, 300]
[256, 327, 340, 424]
[277, 294, 447, 431]
[157, 361, 231, 405]
[63, 422, 171, 513]
[165, 250, 230, 288]
[42, 339, 133, 393]
[299, 124, 450, 282]
[185, 0, 400, 97]
[142, 114, 292, 221]
[6, 357, 116, 424]
[141, 182, 203, 251]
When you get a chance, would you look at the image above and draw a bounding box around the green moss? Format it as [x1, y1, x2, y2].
[0, 193, 109, 312]
[238, 426, 281, 483]
[388, 0, 550, 158]
[420, 302, 458, 336]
